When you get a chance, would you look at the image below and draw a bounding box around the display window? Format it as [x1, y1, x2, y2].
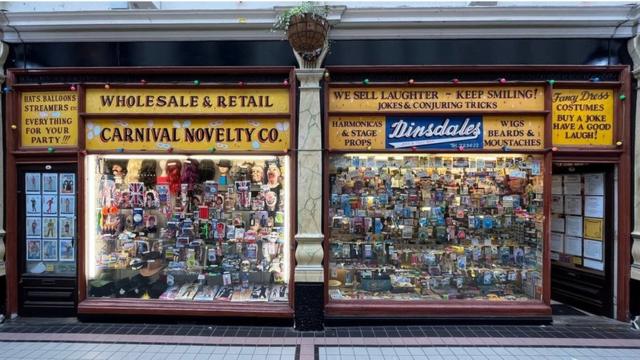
[85, 154, 290, 303]
[327, 153, 544, 302]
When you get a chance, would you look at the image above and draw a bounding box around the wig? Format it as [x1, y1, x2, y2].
[166, 160, 182, 195]
[198, 159, 216, 182]
[180, 159, 199, 190]
[139, 160, 158, 189]
[104, 159, 128, 178]
[124, 159, 143, 184]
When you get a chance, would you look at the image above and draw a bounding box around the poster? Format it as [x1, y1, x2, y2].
[26, 217, 42, 238]
[551, 216, 565, 233]
[583, 239, 603, 261]
[565, 215, 583, 237]
[42, 194, 58, 216]
[563, 181, 581, 195]
[584, 258, 604, 271]
[25, 173, 41, 193]
[551, 195, 564, 214]
[59, 196, 75, 216]
[59, 239, 75, 261]
[552, 176, 563, 195]
[42, 217, 58, 238]
[26, 239, 42, 261]
[584, 196, 604, 218]
[564, 195, 582, 216]
[584, 173, 604, 196]
[26, 195, 42, 216]
[42, 239, 58, 261]
[551, 232, 564, 253]
[59, 217, 75, 239]
[42, 174, 58, 194]
[583, 217, 604, 240]
[564, 235, 583, 257]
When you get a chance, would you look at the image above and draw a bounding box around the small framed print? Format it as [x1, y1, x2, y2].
[42, 173, 58, 194]
[59, 239, 75, 262]
[42, 239, 58, 261]
[59, 217, 75, 239]
[42, 217, 58, 238]
[59, 173, 75, 194]
[26, 239, 42, 261]
[26, 195, 42, 216]
[25, 173, 41, 193]
[59, 195, 75, 215]
[42, 194, 58, 216]
[26, 217, 42, 238]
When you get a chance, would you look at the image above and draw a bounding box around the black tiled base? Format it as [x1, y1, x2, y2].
[294, 282, 324, 331]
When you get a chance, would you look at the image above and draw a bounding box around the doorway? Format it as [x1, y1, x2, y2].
[18, 164, 78, 317]
[550, 163, 614, 318]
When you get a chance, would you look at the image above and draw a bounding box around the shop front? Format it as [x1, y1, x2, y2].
[323, 66, 631, 321]
[4, 67, 297, 319]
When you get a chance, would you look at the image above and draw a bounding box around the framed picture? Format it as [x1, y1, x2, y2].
[26, 195, 42, 216]
[25, 173, 41, 194]
[59, 217, 75, 239]
[59, 239, 75, 262]
[42, 194, 58, 216]
[42, 217, 58, 239]
[26, 239, 42, 261]
[42, 239, 58, 261]
[59, 195, 75, 215]
[26, 217, 42, 238]
[59, 173, 76, 195]
[42, 173, 58, 194]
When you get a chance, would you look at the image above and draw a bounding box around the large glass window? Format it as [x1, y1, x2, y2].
[86, 155, 289, 303]
[328, 153, 544, 302]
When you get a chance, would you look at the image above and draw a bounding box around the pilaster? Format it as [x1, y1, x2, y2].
[627, 36, 640, 281]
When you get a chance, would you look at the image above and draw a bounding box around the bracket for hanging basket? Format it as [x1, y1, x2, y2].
[287, 13, 329, 60]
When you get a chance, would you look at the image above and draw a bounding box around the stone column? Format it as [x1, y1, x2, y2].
[627, 36, 640, 281]
[292, 43, 329, 331]
[0, 42, 8, 322]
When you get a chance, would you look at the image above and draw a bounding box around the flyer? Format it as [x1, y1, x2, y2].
[583, 217, 603, 241]
[584, 196, 604, 218]
[564, 235, 583, 256]
[583, 173, 604, 196]
[583, 239, 603, 261]
[551, 232, 564, 253]
[564, 195, 582, 216]
[565, 215, 583, 237]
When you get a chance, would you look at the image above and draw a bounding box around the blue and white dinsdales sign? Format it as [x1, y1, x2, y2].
[385, 116, 483, 149]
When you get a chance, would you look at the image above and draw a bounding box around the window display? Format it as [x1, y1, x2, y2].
[328, 154, 544, 302]
[24, 172, 77, 275]
[86, 155, 289, 303]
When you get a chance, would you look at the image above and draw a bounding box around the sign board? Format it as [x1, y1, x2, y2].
[86, 118, 290, 152]
[328, 115, 544, 151]
[552, 88, 614, 146]
[328, 86, 545, 113]
[85, 88, 290, 114]
[21, 91, 78, 148]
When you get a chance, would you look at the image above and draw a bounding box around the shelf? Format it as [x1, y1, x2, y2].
[78, 298, 293, 318]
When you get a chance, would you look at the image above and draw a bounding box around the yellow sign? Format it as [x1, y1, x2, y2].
[85, 88, 290, 114]
[584, 217, 604, 241]
[328, 86, 545, 113]
[328, 115, 544, 151]
[482, 116, 544, 150]
[21, 91, 78, 147]
[552, 89, 614, 146]
[86, 118, 290, 152]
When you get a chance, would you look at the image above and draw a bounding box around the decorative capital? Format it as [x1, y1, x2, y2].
[295, 68, 325, 89]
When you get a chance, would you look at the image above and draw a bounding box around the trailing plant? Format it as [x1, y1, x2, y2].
[272, 1, 330, 33]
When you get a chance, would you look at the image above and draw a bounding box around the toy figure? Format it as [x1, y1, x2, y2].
[217, 160, 231, 186]
[251, 164, 264, 184]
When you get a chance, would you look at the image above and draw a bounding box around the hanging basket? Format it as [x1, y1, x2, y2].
[286, 13, 329, 54]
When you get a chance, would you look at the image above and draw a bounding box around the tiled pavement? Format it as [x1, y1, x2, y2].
[0, 315, 639, 360]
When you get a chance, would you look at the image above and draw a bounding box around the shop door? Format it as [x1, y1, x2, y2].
[550, 164, 614, 317]
[18, 164, 78, 316]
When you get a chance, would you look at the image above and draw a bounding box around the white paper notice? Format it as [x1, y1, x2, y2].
[552, 195, 564, 214]
[584, 173, 604, 196]
[565, 215, 583, 237]
[564, 235, 583, 256]
[564, 195, 582, 215]
[551, 252, 560, 261]
[551, 216, 566, 233]
[564, 182, 582, 195]
[551, 232, 564, 253]
[584, 196, 604, 218]
[564, 174, 581, 183]
[583, 239, 603, 261]
[583, 258, 604, 271]
[552, 176, 563, 195]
